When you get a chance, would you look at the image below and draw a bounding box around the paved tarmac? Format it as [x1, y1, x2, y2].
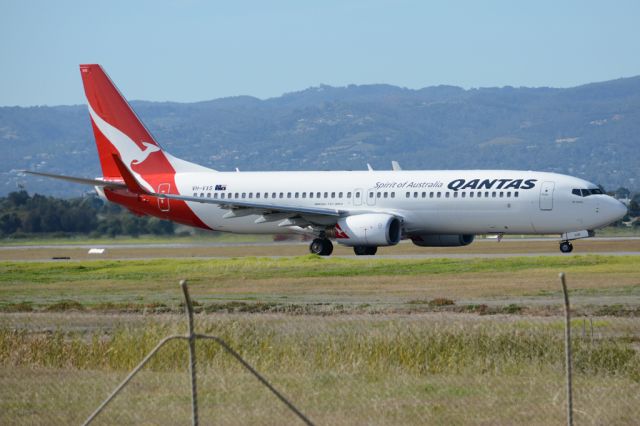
[1, 237, 639, 261]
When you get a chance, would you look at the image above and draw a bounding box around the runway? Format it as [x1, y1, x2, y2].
[1, 237, 639, 261]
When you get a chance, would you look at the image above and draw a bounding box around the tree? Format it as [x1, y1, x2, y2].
[7, 190, 29, 207]
[0, 213, 21, 235]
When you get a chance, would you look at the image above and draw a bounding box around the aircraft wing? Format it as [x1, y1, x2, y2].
[157, 192, 345, 217]
[111, 155, 347, 219]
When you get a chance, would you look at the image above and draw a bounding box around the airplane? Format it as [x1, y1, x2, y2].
[26, 64, 628, 256]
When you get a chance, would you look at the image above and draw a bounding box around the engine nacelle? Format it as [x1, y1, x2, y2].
[411, 234, 475, 247]
[330, 214, 401, 247]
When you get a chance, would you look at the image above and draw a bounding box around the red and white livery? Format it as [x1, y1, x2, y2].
[28, 65, 628, 255]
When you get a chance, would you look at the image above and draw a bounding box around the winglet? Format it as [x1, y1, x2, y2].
[112, 154, 150, 194]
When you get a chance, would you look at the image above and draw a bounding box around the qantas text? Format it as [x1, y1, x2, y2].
[447, 178, 537, 191]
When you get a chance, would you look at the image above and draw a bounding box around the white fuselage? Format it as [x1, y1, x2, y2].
[171, 169, 626, 238]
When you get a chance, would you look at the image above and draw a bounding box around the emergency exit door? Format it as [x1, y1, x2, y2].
[158, 183, 171, 212]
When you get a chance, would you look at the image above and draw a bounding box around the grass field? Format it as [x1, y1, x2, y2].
[1, 254, 640, 315]
[1, 250, 639, 424]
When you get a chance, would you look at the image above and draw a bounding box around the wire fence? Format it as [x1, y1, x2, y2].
[1, 276, 639, 425]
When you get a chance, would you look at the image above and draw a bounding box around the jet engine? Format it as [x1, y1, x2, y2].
[411, 234, 475, 247]
[328, 214, 401, 246]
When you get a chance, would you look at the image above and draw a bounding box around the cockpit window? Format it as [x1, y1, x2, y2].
[572, 188, 604, 197]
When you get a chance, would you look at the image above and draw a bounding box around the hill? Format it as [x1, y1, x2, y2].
[2, 76, 639, 197]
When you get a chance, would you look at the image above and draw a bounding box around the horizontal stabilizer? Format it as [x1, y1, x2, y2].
[22, 170, 127, 188]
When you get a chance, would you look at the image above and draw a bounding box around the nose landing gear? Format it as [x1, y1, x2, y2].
[559, 241, 573, 253]
[309, 238, 333, 256]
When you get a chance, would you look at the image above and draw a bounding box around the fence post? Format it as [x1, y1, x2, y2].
[181, 279, 199, 426]
[559, 273, 573, 426]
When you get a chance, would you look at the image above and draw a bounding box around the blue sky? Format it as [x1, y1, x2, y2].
[2, 0, 639, 106]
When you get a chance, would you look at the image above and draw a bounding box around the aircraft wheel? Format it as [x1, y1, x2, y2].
[310, 238, 333, 256]
[559, 241, 573, 253]
[321, 239, 334, 256]
[354, 246, 377, 256]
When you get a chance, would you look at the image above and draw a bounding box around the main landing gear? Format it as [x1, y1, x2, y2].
[353, 246, 378, 256]
[559, 241, 574, 253]
[309, 238, 333, 256]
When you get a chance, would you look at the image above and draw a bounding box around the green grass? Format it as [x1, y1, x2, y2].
[2, 254, 639, 314]
[1, 254, 637, 284]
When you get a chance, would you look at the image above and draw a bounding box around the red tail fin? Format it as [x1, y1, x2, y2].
[80, 64, 170, 184]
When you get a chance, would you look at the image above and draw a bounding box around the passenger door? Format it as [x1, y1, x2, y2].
[539, 181, 554, 210]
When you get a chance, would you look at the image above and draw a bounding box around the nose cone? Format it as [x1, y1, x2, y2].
[607, 198, 628, 223]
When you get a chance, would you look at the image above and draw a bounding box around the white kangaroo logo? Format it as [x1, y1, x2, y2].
[131, 142, 161, 165]
[88, 104, 160, 192]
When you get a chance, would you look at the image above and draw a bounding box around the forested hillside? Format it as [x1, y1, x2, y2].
[2, 76, 639, 197]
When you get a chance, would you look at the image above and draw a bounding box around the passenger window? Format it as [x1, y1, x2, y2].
[331, 192, 335, 198]
[384, 192, 388, 198]
[376, 192, 381, 198]
[354, 192, 359, 198]
[514, 192, 519, 198]
[339, 192, 343, 198]
[445, 192, 450, 198]
[279, 192, 283, 198]
[347, 192, 352, 198]
[476, 192, 480, 198]
[422, 192, 426, 198]
[485, 191, 489, 197]
[369, 192, 374, 198]
[492, 192, 496, 198]
[414, 192, 418, 198]
[437, 192, 441, 198]
[200, 193, 204, 197]
[406, 192, 410, 198]
[242, 193, 246, 198]
[248, 193, 253, 198]
[391, 192, 395, 198]
[454, 192, 458, 198]
[295, 192, 299, 198]
[469, 192, 473, 198]
[499, 192, 503, 198]
[461, 192, 466, 198]
[430, 192, 434, 198]
[235, 193, 239, 198]
[309, 192, 313, 198]
[193, 193, 197, 197]
[287, 192, 291, 198]
[206, 193, 211, 198]
[302, 192, 306, 198]
[214, 193, 218, 199]
[264, 192, 268, 198]
[506, 191, 511, 197]
[221, 193, 225, 199]
[324, 192, 329, 198]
